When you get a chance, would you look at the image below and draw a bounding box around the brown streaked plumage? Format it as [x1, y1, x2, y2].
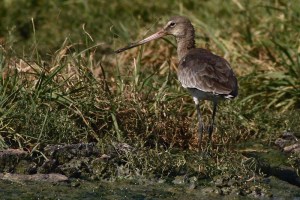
[115, 16, 238, 147]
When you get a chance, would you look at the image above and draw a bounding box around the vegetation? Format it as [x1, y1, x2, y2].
[0, 0, 299, 182]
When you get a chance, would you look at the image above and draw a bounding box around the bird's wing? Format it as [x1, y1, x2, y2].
[178, 49, 238, 96]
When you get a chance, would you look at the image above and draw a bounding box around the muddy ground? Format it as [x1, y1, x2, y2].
[1, 132, 300, 199]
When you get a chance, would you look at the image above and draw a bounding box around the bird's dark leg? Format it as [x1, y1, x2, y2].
[193, 97, 204, 147]
[208, 100, 218, 142]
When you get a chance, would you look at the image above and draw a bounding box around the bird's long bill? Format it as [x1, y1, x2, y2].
[114, 29, 166, 54]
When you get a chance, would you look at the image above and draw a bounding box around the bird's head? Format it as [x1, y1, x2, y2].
[163, 16, 193, 38]
[115, 16, 193, 53]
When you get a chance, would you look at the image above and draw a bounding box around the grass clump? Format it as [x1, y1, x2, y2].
[0, 0, 299, 183]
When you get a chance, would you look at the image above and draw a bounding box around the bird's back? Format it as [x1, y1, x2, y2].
[178, 48, 238, 100]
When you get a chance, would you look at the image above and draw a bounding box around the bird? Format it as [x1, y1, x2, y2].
[115, 16, 238, 147]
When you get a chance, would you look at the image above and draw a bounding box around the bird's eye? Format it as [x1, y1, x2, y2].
[169, 22, 176, 27]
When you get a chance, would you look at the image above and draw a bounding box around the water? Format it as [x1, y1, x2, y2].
[1, 177, 300, 199]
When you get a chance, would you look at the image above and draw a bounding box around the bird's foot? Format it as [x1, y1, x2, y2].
[199, 147, 213, 158]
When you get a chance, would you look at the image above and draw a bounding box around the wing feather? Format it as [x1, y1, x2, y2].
[178, 48, 238, 96]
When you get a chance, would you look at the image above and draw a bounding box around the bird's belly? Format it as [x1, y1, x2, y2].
[187, 88, 222, 101]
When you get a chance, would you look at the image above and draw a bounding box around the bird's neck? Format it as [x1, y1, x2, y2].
[176, 27, 196, 60]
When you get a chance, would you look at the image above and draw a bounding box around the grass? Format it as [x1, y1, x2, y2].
[0, 0, 300, 181]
